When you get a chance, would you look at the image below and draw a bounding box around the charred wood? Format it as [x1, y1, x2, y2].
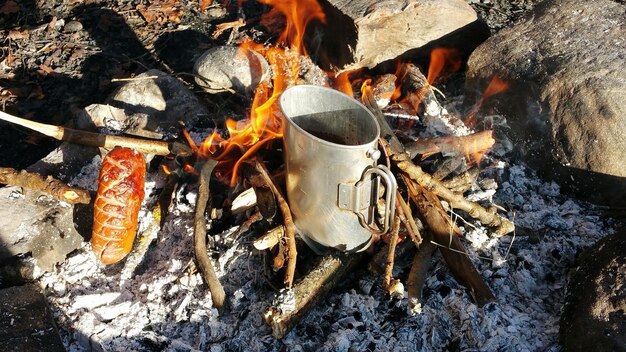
[264, 251, 368, 339]
[406, 180, 495, 306]
[0, 167, 90, 205]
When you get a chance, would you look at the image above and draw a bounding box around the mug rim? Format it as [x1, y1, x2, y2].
[279, 84, 381, 150]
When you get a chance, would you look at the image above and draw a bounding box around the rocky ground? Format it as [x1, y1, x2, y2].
[6, 0, 624, 351]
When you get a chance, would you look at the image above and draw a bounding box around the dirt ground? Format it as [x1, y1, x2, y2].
[0, 0, 542, 169]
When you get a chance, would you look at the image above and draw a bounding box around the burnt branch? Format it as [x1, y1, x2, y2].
[407, 240, 437, 315]
[406, 179, 495, 306]
[0, 167, 91, 204]
[264, 252, 367, 339]
[252, 159, 298, 289]
[194, 159, 226, 309]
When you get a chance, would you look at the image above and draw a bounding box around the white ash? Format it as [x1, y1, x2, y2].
[37, 122, 621, 351]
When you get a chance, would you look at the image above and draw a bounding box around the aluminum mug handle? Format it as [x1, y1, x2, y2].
[338, 165, 397, 235]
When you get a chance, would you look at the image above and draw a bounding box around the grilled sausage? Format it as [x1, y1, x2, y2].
[91, 147, 146, 265]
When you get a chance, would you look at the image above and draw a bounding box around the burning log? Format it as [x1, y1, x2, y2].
[0, 167, 90, 205]
[193, 160, 226, 309]
[406, 130, 496, 161]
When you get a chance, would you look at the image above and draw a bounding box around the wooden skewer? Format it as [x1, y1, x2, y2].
[0, 110, 172, 155]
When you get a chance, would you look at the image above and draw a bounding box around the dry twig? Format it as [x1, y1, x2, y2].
[0, 167, 90, 204]
[252, 159, 298, 288]
[383, 216, 403, 298]
[194, 159, 226, 309]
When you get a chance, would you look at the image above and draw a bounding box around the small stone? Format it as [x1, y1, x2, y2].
[193, 46, 271, 95]
[63, 20, 83, 33]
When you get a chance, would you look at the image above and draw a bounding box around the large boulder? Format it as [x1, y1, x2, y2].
[465, 0, 626, 205]
[317, 0, 479, 70]
[560, 231, 626, 352]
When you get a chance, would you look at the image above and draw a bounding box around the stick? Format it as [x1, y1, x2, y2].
[0, 167, 91, 204]
[405, 179, 495, 306]
[254, 225, 284, 251]
[396, 188, 423, 247]
[395, 152, 514, 236]
[361, 91, 514, 236]
[382, 216, 403, 298]
[405, 130, 496, 160]
[264, 252, 367, 339]
[0, 110, 172, 155]
[194, 159, 226, 309]
[407, 240, 436, 315]
[252, 159, 298, 289]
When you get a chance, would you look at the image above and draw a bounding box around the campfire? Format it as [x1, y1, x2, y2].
[0, 0, 513, 338]
[3, 0, 619, 350]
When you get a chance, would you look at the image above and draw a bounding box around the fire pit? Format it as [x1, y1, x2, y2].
[0, 0, 623, 351]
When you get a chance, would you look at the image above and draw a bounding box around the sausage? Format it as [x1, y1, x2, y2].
[91, 147, 146, 265]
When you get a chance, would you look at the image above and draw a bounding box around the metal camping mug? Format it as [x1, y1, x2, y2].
[280, 85, 397, 253]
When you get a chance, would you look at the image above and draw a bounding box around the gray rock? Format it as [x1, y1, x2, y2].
[560, 231, 626, 352]
[465, 0, 626, 205]
[0, 186, 85, 271]
[63, 20, 83, 33]
[77, 69, 209, 136]
[193, 46, 271, 95]
[323, 0, 477, 70]
[0, 284, 65, 351]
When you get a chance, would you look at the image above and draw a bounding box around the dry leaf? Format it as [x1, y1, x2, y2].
[137, 0, 183, 24]
[7, 29, 29, 40]
[0, 0, 19, 15]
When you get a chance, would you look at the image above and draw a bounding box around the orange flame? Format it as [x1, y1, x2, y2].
[194, 0, 325, 186]
[465, 76, 509, 128]
[463, 130, 496, 165]
[427, 48, 461, 85]
[257, 0, 326, 55]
